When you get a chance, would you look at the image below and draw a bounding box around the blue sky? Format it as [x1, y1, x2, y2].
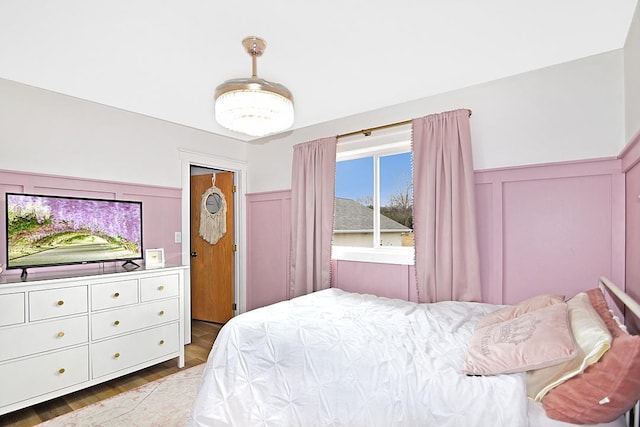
[335, 152, 412, 205]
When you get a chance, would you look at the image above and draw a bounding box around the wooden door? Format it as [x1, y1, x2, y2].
[190, 172, 234, 323]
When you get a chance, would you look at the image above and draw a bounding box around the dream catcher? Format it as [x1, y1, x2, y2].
[199, 174, 227, 244]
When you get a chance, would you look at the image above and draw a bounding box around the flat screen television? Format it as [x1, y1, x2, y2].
[5, 192, 143, 277]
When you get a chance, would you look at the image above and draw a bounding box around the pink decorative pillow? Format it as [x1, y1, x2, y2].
[462, 303, 576, 375]
[542, 289, 640, 424]
[476, 294, 565, 329]
[586, 288, 625, 337]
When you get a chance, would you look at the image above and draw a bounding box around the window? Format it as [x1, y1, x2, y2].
[333, 129, 414, 265]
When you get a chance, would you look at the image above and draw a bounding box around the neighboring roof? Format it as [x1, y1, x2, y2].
[334, 197, 410, 232]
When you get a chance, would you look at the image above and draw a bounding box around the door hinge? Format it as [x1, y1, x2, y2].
[232, 303, 237, 311]
[232, 185, 237, 193]
[232, 244, 237, 252]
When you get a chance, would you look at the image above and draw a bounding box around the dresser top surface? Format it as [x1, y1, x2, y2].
[0, 264, 188, 288]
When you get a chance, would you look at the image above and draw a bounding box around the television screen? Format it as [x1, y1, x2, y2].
[5, 192, 143, 271]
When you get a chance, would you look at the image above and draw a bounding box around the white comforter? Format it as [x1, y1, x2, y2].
[189, 288, 529, 427]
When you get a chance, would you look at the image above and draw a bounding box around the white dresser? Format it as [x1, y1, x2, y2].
[0, 265, 187, 415]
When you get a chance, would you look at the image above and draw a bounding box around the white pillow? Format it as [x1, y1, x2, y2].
[527, 292, 612, 401]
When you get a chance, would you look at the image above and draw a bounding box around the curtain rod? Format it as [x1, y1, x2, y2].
[336, 108, 472, 140]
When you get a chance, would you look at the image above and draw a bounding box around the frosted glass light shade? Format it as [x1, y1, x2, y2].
[214, 85, 294, 137]
[215, 36, 294, 137]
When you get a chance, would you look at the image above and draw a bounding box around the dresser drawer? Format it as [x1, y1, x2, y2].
[30, 286, 88, 321]
[0, 346, 89, 408]
[91, 279, 139, 311]
[91, 298, 179, 340]
[92, 323, 179, 378]
[140, 274, 179, 301]
[0, 316, 88, 362]
[0, 293, 25, 327]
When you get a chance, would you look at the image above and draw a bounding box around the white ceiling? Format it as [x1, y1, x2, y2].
[0, 1, 637, 142]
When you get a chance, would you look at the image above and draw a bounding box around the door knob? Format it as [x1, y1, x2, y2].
[190, 251, 197, 257]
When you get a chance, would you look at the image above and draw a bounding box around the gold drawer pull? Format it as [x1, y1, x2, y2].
[58, 368, 66, 374]
[158, 310, 165, 316]
[158, 285, 165, 291]
[57, 300, 64, 306]
[57, 331, 65, 338]
[159, 339, 165, 345]
[114, 352, 120, 359]
[114, 320, 120, 326]
[113, 292, 120, 298]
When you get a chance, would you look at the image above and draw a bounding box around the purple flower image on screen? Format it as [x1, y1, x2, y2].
[6, 193, 143, 268]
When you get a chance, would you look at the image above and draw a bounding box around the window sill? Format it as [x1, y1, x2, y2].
[331, 246, 414, 266]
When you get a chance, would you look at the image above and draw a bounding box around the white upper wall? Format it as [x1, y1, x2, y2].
[0, 47, 627, 193]
[0, 1, 634, 143]
[247, 50, 625, 193]
[0, 79, 245, 188]
[625, 2, 640, 141]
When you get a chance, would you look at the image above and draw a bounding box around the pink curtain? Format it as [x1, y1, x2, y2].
[289, 137, 337, 298]
[412, 109, 481, 303]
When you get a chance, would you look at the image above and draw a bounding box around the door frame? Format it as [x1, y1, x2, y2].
[179, 149, 248, 344]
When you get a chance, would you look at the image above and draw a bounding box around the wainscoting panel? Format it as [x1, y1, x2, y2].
[502, 174, 614, 302]
[246, 190, 291, 310]
[474, 182, 499, 304]
[621, 128, 640, 333]
[476, 158, 624, 305]
[332, 260, 410, 301]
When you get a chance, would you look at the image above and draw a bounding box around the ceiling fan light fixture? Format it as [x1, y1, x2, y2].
[214, 36, 294, 137]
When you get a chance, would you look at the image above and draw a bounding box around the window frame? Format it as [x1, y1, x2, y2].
[332, 127, 414, 265]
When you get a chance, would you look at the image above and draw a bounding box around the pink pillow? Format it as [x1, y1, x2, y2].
[542, 289, 640, 424]
[476, 294, 565, 329]
[586, 288, 625, 337]
[462, 303, 576, 375]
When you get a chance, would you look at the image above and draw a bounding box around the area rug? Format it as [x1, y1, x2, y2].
[38, 364, 204, 427]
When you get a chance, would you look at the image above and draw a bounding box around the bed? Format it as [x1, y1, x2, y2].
[189, 277, 640, 427]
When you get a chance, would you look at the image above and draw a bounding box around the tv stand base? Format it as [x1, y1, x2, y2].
[121, 260, 140, 270]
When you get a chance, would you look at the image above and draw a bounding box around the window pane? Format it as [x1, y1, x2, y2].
[380, 152, 413, 247]
[334, 157, 374, 247]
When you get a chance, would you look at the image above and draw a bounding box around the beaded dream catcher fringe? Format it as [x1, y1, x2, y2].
[199, 183, 227, 244]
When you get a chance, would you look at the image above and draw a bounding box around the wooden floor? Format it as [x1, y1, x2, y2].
[0, 320, 222, 427]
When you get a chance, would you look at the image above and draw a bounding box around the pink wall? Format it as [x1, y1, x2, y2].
[332, 261, 414, 301]
[621, 128, 640, 333]
[246, 157, 625, 308]
[475, 158, 624, 304]
[0, 169, 182, 279]
[246, 190, 291, 310]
